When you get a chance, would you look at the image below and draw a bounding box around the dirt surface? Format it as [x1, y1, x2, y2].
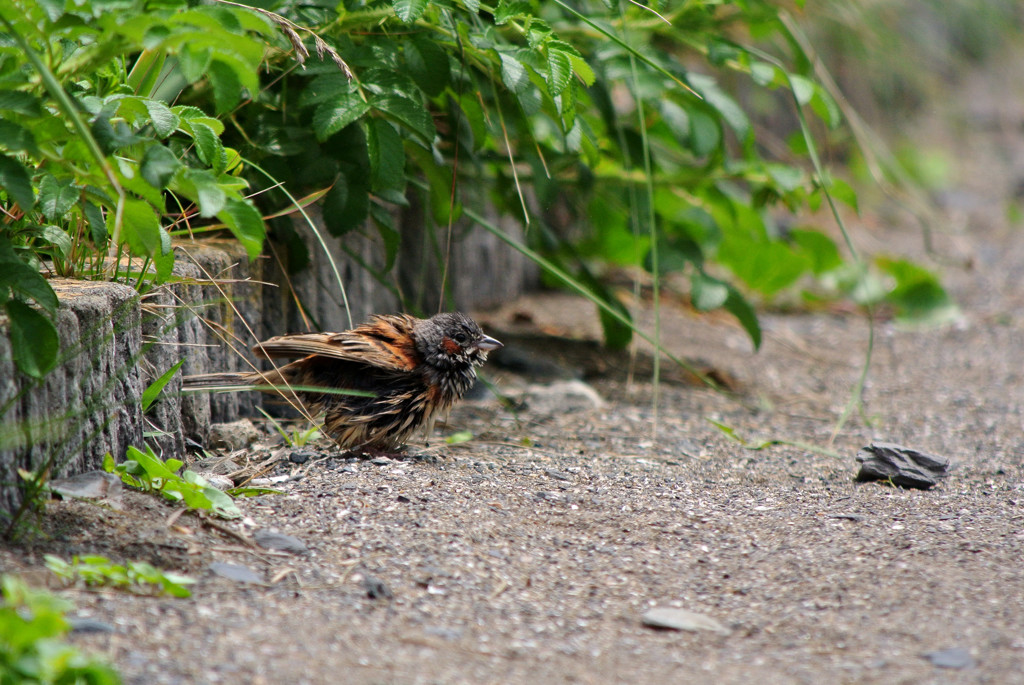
[5, 44, 1024, 685]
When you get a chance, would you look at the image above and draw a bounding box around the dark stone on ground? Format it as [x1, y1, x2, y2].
[69, 617, 116, 633]
[289, 450, 315, 464]
[363, 575, 393, 600]
[855, 442, 950, 489]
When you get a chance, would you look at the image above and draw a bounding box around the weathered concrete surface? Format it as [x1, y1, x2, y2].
[0, 242, 262, 518]
[0, 281, 142, 517]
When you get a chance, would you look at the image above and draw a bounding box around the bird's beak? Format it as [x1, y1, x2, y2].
[475, 335, 503, 352]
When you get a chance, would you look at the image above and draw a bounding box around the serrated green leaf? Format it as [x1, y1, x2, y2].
[322, 174, 369, 236]
[499, 52, 528, 93]
[313, 93, 370, 141]
[0, 153, 35, 209]
[406, 35, 451, 97]
[37, 176, 78, 221]
[6, 299, 59, 378]
[393, 0, 428, 23]
[546, 47, 573, 96]
[0, 90, 43, 116]
[186, 120, 223, 169]
[0, 248, 58, 313]
[141, 144, 181, 189]
[374, 95, 435, 144]
[0, 119, 39, 155]
[40, 225, 73, 259]
[217, 196, 265, 259]
[495, 0, 530, 24]
[178, 45, 212, 84]
[367, 119, 405, 193]
[567, 53, 595, 87]
[208, 58, 243, 114]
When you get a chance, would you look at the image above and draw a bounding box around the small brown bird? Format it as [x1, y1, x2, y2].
[183, 312, 502, 450]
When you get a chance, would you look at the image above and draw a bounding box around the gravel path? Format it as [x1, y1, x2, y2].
[5, 39, 1024, 685]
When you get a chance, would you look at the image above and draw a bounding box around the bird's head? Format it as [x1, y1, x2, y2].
[414, 312, 503, 373]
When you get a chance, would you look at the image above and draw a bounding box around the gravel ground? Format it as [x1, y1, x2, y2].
[5, 41, 1024, 685]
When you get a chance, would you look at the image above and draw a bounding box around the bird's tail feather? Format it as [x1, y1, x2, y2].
[182, 372, 259, 392]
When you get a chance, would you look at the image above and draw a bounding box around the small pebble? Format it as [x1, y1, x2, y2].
[641, 608, 730, 635]
[923, 647, 975, 669]
[209, 562, 263, 584]
[253, 529, 309, 555]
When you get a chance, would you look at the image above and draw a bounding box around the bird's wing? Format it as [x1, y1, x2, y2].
[252, 314, 420, 373]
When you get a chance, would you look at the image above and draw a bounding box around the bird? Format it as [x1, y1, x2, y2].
[183, 312, 502, 451]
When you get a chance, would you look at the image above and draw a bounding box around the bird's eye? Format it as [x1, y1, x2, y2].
[452, 331, 469, 345]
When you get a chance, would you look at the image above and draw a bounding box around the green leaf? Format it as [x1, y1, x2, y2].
[789, 228, 842, 276]
[208, 58, 243, 114]
[545, 46, 573, 96]
[0, 153, 35, 209]
[689, 74, 750, 140]
[142, 359, 184, 412]
[877, 256, 959, 325]
[217, 196, 265, 259]
[393, 0, 429, 23]
[141, 144, 181, 189]
[406, 35, 451, 97]
[0, 119, 39, 155]
[144, 99, 179, 138]
[690, 271, 729, 311]
[367, 119, 405, 192]
[723, 285, 761, 350]
[1, 262, 58, 313]
[178, 45, 212, 84]
[40, 225, 73, 260]
[0, 90, 43, 116]
[37, 176, 78, 221]
[174, 168, 226, 217]
[116, 198, 161, 257]
[187, 120, 226, 172]
[495, 1, 530, 24]
[313, 93, 370, 141]
[499, 52, 529, 93]
[789, 74, 815, 106]
[84, 201, 107, 246]
[374, 95, 436, 145]
[6, 299, 59, 378]
[567, 53, 595, 87]
[322, 174, 368, 236]
[687, 109, 720, 157]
